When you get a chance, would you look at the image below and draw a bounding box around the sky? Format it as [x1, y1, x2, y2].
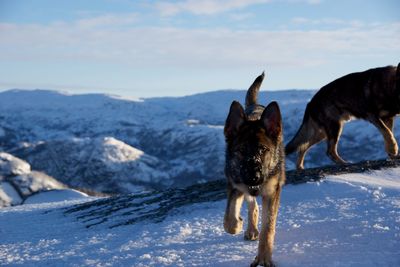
[0, 0, 399, 98]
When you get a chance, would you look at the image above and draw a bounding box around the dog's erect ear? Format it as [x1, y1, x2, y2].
[224, 101, 245, 138]
[261, 101, 282, 140]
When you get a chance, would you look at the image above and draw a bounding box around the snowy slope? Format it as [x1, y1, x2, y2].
[1, 89, 399, 193]
[0, 152, 73, 207]
[0, 168, 399, 266]
[13, 137, 170, 193]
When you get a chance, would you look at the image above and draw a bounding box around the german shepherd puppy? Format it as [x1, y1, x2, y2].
[224, 72, 285, 267]
[286, 63, 400, 170]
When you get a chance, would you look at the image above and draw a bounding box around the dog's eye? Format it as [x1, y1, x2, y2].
[260, 146, 270, 153]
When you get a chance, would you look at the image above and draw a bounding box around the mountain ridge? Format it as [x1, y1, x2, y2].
[1, 88, 398, 194]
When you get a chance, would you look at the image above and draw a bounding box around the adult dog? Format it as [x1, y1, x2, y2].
[224, 72, 285, 267]
[286, 63, 400, 170]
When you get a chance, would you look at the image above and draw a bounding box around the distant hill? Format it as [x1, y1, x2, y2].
[0, 89, 397, 193]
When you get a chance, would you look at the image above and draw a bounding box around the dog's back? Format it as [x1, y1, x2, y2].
[309, 65, 399, 122]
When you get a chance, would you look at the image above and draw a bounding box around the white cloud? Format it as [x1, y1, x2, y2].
[155, 0, 271, 16]
[291, 17, 363, 27]
[76, 13, 139, 28]
[229, 12, 255, 21]
[154, 0, 323, 16]
[284, 0, 322, 4]
[0, 20, 399, 70]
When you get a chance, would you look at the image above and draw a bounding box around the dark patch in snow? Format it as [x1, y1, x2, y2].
[64, 158, 400, 228]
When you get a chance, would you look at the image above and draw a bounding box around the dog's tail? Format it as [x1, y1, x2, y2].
[285, 105, 313, 155]
[245, 71, 265, 109]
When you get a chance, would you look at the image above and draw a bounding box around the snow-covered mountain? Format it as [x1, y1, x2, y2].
[0, 89, 397, 193]
[14, 137, 170, 193]
[0, 152, 83, 207]
[1, 167, 399, 266]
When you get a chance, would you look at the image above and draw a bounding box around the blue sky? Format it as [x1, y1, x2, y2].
[0, 0, 399, 98]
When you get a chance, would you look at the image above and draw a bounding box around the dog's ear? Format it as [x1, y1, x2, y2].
[261, 101, 282, 140]
[224, 101, 245, 138]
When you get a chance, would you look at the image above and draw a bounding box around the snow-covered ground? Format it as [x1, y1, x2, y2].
[1, 168, 399, 266]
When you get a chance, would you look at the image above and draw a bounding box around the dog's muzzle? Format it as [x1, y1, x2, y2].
[248, 185, 261, 196]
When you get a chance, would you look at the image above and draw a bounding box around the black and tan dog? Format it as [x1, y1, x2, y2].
[224, 72, 285, 267]
[286, 63, 400, 170]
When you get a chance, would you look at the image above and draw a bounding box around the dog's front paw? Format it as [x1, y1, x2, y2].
[250, 256, 275, 267]
[223, 216, 243, 234]
[244, 228, 259, 241]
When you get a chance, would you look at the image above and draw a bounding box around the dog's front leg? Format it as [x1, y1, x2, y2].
[224, 187, 244, 234]
[244, 195, 259, 241]
[369, 116, 399, 157]
[251, 187, 281, 267]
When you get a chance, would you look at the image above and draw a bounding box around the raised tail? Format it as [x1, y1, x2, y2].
[245, 71, 265, 109]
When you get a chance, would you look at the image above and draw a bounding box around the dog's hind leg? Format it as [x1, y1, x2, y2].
[244, 195, 259, 241]
[382, 116, 395, 132]
[296, 133, 326, 170]
[251, 186, 282, 267]
[325, 120, 347, 164]
[295, 123, 326, 170]
[369, 116, 398, 158]
[224, 187, 244, 235]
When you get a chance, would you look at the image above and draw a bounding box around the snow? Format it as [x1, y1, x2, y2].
[0, 182, 22, 206]
[0, 153, 70, 207]
[101, 137, 144, 163]
[23, 189, 89, 205]
[0, 168, 399, 266]
[0, 152, 31, 176]
[12, 171, 66, 197]
[2, 89, 399, 192]
[328, 167, 400, 189]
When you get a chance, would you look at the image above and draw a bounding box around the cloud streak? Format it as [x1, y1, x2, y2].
[1, 20, 398, 70]
[153, 0, 323, 16]
[76, 12, 140, 28]
[155, 0, 271, 16]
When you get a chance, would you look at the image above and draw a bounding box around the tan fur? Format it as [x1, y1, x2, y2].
[223, 188, 244, 234]
[244, 195, 259, 241]
[251, 184, 281, 267]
